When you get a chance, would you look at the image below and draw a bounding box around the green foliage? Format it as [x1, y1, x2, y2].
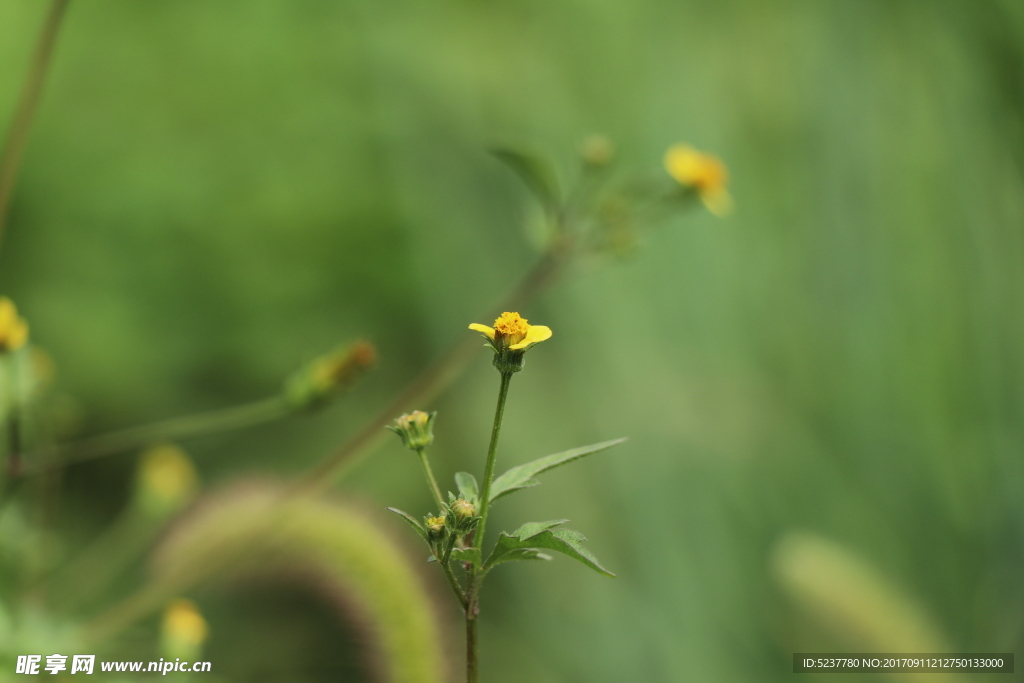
[489, 438, 627, 504]
[385, 507, 428, 543]
[490, 147, 562, 217]
[449, 547, 481, 567]
[483, 520, 615, 577]
[454, 472, 479, 501]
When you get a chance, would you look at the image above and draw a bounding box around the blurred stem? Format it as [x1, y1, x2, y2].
[25, 396, 291, 476]
[0, 0, 71, 250]
[415, 446, 444, 510]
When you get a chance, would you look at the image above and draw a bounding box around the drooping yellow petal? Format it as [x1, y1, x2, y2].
[702, 188, 733, 217]
[468, 323, 496, 341]
[509, 324, 552, 350]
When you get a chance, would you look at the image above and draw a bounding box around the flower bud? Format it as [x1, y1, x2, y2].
[581, 135, 614, 168]
[424, 515, 446, 540]
[285, 341, 376, 411]
[450, 498, 476, 521]
[387, 410, 436, 451]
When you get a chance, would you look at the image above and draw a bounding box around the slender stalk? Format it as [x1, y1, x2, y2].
[24, 396, 291, 476]
[415, 446, 444, 510]
[472, 372, 512, 552]
[466, 617, 479, 683]
[463, 370, 513, 682]
[0, 0, 71, 250]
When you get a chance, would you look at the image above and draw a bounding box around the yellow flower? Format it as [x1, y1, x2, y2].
[0, 297, 29, 353]
[469, 312, 551, 352]
[136, 443, 199, 516]
[664, 144, 732, 216]
[161, 599, 208, 660]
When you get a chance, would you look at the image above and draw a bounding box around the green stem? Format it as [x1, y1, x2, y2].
[24, 396, 291, 476]
[466, 616, 479, 683]
[415, 447, 444, 510]
[463, 370, 513, 683]
[0, 0, 71, 251]
[473, 371, 512, 553]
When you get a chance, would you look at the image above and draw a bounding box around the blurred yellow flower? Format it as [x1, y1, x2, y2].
[136, 443, 199, 515]
[664, 144, 732, 216]
[469, 312, 552, 352]
[0, 297, 29, 352]
[162, 599, 208, 650]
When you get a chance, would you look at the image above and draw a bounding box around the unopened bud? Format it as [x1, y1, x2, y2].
[387, 410, 436, 451]
[451, 499, 476, 521]
[425, 515, 446, 540]
[581, 135, 614, 168]
[286, 341, 376, 411]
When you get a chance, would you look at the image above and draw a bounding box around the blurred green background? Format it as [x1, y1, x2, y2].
[1, 0, 1023, 680]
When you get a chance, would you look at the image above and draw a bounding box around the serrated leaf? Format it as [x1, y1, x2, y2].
[511, 519, 569, 541]
[491, 147, 561, 215]
[449, 547, 482, 567]
[454, 472, 479, 501]
[489, 438, 627, 504]
[386, 507, 428, 542]
[483, 526, 615, 577]
[485, 547, 553, 569]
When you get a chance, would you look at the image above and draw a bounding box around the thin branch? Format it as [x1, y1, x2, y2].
[0, 0, 71, 250]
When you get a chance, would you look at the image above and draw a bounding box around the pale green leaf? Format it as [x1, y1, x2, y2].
[454, 472, 479, 501]
[450, 547, 482, 567]
[491, 147, 561, 215]
[489, 438, 627, 503]
[386, 507, 428, 542]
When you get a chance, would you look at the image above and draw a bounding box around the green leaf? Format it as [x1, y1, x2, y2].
[454, 472, 479, 501]
[386, 507, 428, 542]
[491, 147, 561, 215]
[511, 519, 570, 540]
[486, 547, 553, 568]
[483, 525, 615, 577]
[489, 438, 627, 504]
[449, 547, 482, 567]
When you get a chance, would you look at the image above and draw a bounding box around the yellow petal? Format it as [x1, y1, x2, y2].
[664, 145, 703, 185]
[702, 188, 733, 217]
[509, 325, 552, 350]
[468, 323, 496, 340]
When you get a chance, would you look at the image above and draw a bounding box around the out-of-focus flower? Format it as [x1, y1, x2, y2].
[0, 297, 29, 353]
[664, 144, 732, 216]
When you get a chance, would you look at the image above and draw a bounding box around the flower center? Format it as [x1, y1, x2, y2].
[493, 311, 529, 345]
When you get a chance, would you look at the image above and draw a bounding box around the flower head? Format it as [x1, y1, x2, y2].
[161, 599, 208, 661]
[664, 144, 732, 216]
[0, 297, 29, 353]
[469, 312, 551, 373]
[387, 410, 436, 451]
